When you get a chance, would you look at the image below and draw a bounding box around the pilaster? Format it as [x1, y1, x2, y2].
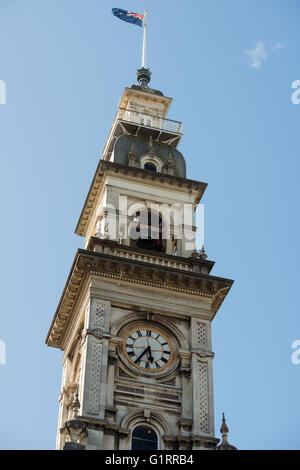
[190, 318, 215, 437]
[79, 299, 110, 421]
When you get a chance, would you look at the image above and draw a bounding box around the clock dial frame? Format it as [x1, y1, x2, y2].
[122, 326, 174, 373]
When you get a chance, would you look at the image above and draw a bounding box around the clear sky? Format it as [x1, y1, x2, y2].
[0, 0, 299, 450]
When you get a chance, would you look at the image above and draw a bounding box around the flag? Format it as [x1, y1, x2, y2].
[112, 8, 144, 28]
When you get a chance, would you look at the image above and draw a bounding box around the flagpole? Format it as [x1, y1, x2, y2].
[142, 10, 148, 68]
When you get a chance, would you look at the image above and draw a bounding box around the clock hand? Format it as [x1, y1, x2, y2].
[135, 346, 150, 363]
[147, 346, 154, 363]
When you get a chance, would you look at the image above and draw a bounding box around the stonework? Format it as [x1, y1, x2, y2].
[197, 361, 209, 433]
[46, 76, 233, 451]
[88, 341, 102, 415]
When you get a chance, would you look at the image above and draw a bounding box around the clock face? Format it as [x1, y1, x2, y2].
[122, 326, 173, 373]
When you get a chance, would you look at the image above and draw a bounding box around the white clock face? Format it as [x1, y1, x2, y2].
[122, 327, 173, 373]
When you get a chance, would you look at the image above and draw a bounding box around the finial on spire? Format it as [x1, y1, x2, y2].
[221, 412, 229, 435]
[137, 67, 151, 87]
[199, 245, 207, 260]
[190, 245, 207, 260]
[216, 413, 237, 450]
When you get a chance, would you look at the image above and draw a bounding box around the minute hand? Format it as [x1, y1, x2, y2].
[135, 346, 150, 363]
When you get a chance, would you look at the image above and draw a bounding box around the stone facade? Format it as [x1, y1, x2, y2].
[46, 78, 233, 450]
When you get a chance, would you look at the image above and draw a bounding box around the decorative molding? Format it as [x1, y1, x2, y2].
[162, 434, 219, 450]
[158, 377, 176, 386]
[198, 361, 209, 433]
[89, 237, 214, 275]
[177, 350, 192, 359]
[211, 286, 231, 317]
[86, 328, 110, 341]
[120, 408, 170, 436]
[197, 350, 215, 359]
[196, 321, 207, 347]
[88, 342, 102, 415]
[191, 435, 219, 449]
[75, 160, 207, 237]
[178, 417, 193, 430]
[115, 383, 180, 402]
[77, 416, 130, 438]
[109, 338, 123, 352]
[46, 247, 233, 348]
[118, 368, 134, 379]
[93, 302, 105, 328]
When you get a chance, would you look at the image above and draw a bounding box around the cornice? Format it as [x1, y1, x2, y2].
[75, 160, 207, 237]
[46, 246, 233, 350]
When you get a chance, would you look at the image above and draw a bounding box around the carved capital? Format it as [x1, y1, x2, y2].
[108, 351, 118, 365]
[61, 419, 88, 445]
[196, 349, 215, 359]
[86, 328, 110, 341]
[180, 367, 191, 378]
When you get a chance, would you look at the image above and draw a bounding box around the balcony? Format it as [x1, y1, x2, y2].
[102, 108, 183, 160]
[118, 108, 182, 134]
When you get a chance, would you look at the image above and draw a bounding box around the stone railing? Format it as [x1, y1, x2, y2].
[90, 239, 211, 275]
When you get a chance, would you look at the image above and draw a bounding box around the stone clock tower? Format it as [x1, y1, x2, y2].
[46, 68, 235, 451]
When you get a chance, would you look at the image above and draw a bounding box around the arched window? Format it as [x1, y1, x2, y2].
[144, 162, 157, 172]
[130, 209, 166, 253]
[131, 425, 158, 450]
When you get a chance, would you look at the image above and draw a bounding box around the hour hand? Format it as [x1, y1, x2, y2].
[135, 346, 149, 363]
[147, 346, 154, 363]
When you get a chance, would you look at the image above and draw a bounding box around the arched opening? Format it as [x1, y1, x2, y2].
[144, 162, 157, 172]
[130, 209, 166, 253]
[131, 425, 158, 450]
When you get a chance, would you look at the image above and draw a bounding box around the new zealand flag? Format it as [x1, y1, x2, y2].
[112, 8, 144, 27]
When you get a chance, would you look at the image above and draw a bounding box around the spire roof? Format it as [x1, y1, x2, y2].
[216, 413, 237, 450]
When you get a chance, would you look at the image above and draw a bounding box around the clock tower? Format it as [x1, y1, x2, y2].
[46, 68, 235, 450]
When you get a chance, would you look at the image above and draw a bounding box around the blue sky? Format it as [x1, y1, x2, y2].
[0, 0, 299, 450]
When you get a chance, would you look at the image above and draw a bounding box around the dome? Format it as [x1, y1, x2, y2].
[113, 134, 186, 178]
